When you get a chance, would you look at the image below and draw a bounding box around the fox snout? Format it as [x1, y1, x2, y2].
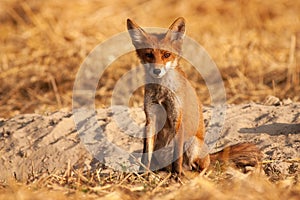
[144, 63, 169, 78]
[153, 68, 161, 75]
[146, 64, 164, 78]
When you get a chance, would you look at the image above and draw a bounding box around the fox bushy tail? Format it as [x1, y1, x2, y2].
[210, 143, 262, 171]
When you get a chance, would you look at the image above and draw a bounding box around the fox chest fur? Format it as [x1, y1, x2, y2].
[144, 67, 200, 140]
[143, 66, 207, 171]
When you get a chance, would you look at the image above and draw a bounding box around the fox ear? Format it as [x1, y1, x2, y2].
[165, 17, 185, 42]
[127, 19, 149, 47]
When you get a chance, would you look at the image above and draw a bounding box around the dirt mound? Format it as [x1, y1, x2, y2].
[0, 102, 299, 181]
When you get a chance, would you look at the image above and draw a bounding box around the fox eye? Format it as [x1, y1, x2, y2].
[145, 53, 154, 59]
[163, 52, 171, 58]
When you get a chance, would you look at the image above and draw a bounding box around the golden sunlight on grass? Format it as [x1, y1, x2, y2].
[0, 0, 299, 117]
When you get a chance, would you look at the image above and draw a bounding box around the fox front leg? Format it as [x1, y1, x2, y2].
[172, 111, 184, 175]
[140, 110, 156, 172]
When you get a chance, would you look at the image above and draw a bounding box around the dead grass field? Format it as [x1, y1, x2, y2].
[1, 0, 299, 117]
[0, 0, 300, 199]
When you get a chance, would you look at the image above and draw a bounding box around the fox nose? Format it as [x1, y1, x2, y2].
[153, 68, 161, 75]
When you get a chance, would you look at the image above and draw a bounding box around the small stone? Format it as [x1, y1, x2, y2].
[282, 98, 293, 105]
[263, 95, 281, 106]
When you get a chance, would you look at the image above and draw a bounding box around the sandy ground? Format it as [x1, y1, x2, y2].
[0, 100, 299, 182]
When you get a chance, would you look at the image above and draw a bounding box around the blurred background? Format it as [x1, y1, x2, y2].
[0, 0, 299, 118]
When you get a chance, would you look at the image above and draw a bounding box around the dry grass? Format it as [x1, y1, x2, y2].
[0, 0, 300, 199]
[0, 164, 299, 200]
[0, 0, 299, 117]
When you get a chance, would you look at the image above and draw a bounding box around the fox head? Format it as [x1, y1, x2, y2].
[127, 17, 185, 79]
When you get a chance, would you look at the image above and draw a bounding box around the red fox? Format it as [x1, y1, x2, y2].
[127, 17, 262, 175]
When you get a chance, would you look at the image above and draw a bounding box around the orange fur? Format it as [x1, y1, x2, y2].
[210, 142, 262, 172]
